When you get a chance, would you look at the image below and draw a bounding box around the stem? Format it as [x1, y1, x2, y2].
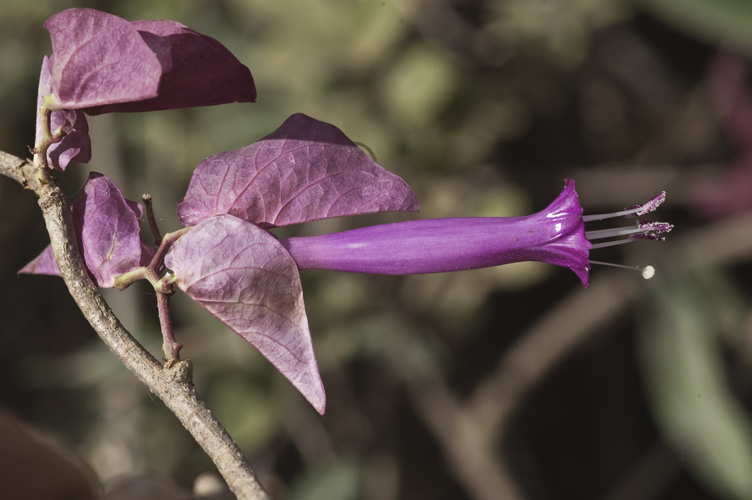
[33, 97, 55, 170]
[114, 227, 191, 291]
[142, 193, 163, 246]
[158, 291, 182, 360]
[113, 226, 192, 361]
[0, 150, 28, 184]
[0, 151, 271, 500]
[151, 227, 192, 268]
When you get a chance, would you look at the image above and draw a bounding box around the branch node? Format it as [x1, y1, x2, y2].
[166, 359, 193, 384]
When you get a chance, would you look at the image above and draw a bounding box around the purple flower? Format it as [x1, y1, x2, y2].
[280, 180, 671, 288]
[281, 179, 592, 285]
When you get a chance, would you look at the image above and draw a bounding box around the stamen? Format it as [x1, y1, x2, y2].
[630, 220, 673, 241]
[583, 191, 669, 279]
[590, 239, 634, 249]
[582, 191, 666, 222]
[589, 260, 656, 280]
[585, 220, 673, 242]
[586, 226, 645, 240]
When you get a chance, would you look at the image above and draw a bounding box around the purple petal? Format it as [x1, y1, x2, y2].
[86, 20, 255, 114]
[164, 214, 326, 413]
[281, 179, 592, 286]
[44, 9, 164, 110]
[35, 56, 91, 171]
[177, 113, 419, 227]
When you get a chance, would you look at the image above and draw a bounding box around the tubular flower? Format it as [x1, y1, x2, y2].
[280, 180, 671, 288]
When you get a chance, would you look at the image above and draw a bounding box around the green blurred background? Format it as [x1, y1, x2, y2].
[4, 0, 752, 499]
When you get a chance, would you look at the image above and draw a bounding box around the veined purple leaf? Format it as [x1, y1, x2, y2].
[177, 113, 419, 228]
[44, 9, 165, 110]
[74, 173, 146, 287]
[35, 56, 91, 171]
[20, 236, 156, 280]
[164, 214, 326, 414]
[19, 173, 148, 288]
[87, 20, 256, 114]
[18, 244, 59, 277]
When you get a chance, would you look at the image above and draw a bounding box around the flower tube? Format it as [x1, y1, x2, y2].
[280, 180, 671, 288]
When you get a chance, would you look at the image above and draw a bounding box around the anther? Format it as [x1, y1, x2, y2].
[589, 260, 656, 280]
[582, 191, 666, 222]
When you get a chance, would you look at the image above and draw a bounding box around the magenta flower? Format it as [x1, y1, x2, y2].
[282, 179, 592, 285]
[280, 180, 670, 287]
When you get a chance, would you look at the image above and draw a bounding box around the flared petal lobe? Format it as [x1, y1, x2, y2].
[281, 179, 592, 286]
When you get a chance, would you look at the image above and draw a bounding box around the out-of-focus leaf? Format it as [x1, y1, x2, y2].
[287, 458, 362, 500]
[0, 409, 98, 500]
[206, 378, 278, 452]
[638, 0, 752, 53]
[692, 52, 752, 217]
[164, 214, 326, 414]
[638, 273, 752, 500]
[381, 43, 456, 127]
[177, 113, 419, 228]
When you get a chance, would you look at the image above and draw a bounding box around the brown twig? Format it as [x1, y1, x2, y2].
[0, 151, 29, 185]
[0, 151, 271, 500]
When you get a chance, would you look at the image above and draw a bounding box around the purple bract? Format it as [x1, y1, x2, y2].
[36, 9, 255, 170]
[44, 9, 255, 112]
[177, 113, 419, 228]
[20, 173, 153, 288]
[164, 214, 326, 413]
[44, 9, 166, 110]
[87, 19, 256, 114]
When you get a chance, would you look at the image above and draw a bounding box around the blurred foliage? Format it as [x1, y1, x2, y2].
[287, 458, 363, 500]
[4, 0, 752, 499]
[639, 270, 752, 500]
[639, 0, 752, 54]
